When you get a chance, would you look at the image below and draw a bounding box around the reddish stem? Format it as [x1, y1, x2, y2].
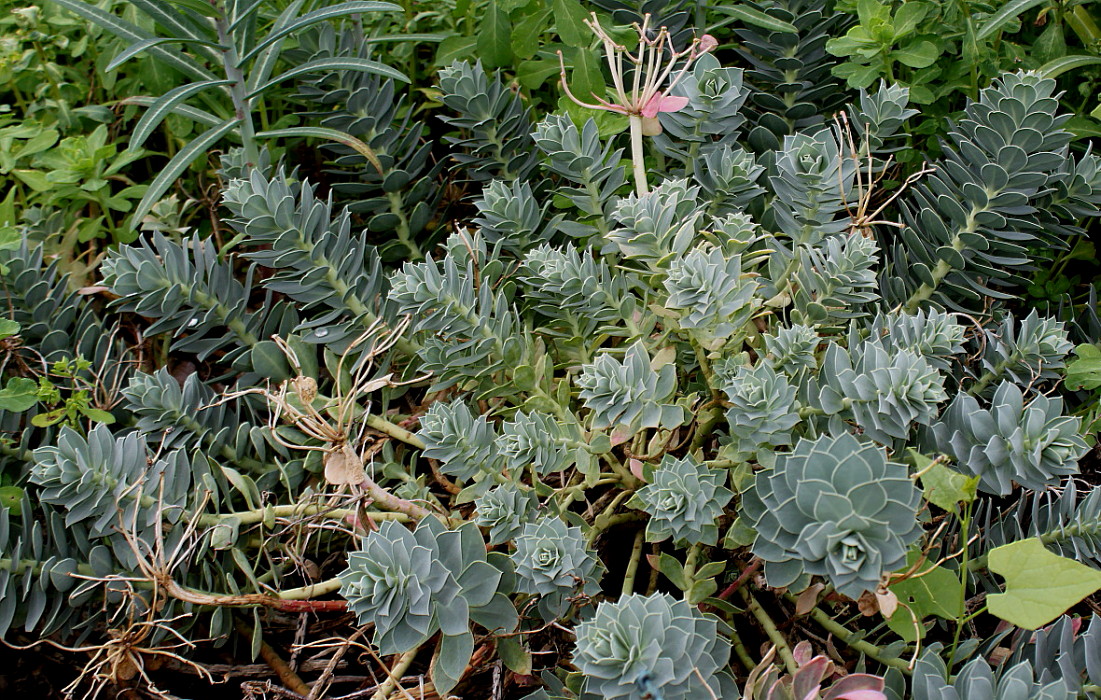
[702, 558, 762, 613]
[268, 599, 348, 613]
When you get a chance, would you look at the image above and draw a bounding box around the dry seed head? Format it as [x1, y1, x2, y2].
[291, 375, 318, 404]
[324, 444, 365, 485]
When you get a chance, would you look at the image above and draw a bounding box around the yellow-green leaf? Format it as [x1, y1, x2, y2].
[916, 455, 978, 512]
[987, 538, 1101, 629]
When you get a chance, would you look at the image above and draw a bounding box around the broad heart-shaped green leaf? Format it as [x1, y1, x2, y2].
[987, 538, 1101, 630]
[0, 485, 23, 514]
[0, 377, 38, 413]
[887, 551, 962, 642]
[1066, 344, 1101, 391]
[913, 451, 978, 512]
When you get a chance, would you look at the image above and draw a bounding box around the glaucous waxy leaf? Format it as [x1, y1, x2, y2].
[663, 246, 758, 342]
[911, 650, 1075, 700]
[474, 483, 539, 545]
[339, 518, 516, 694]
[577, 340, 684, 433]
[717, 361, 801, 453]
[511, 518, 604, 621]
[928, 381, 1086, 495]
[744, 432, 922, 597]
[632, 455, 733, 546]
[572, 592, 735, 700]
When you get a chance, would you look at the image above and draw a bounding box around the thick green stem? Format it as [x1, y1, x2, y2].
[902, 214, 973, 313]
[948, 503, 973, 673]
[366, 413, 424, 448]
[362, 472, 432, 520]
[216, 14, 259, 168]
[278, 577, 343, 600]
[197, 503, 411, 528]
[740, 588, 798, 675]
[371, 647, 421, 700]
[385, 191, 424, 260]
[622, 529, 646, 595]
[801, 601, 913, 673]
[729, 625, 756, 672]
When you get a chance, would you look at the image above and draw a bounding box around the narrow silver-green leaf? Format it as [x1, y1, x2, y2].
[128, 0, 220, 56]
[228, 0, 270, 33]
[245, 0, 306, 94]
[239, 1, 401, 64]
[130, 118, 237, 229]
[121, 96, 224, 128]
[106, 37, 222, 73]
[158, 0, 220, 16]
[976, 0, 1048, 40]
[49, 0, 216, 81]
[130, 80, 232, 150]
[256, 126, 384, 173]
[364, 32, 447, 43]
[247, 57, 408, 98]
[720, 4, 798, 33]
[1037, 53, 1101, 78]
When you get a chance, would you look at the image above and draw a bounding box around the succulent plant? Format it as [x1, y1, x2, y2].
[764, 324, 821, 375]
[819, 339, 948, 444]
[339, 518, 517, 693]
[664, 246, 758, 342]
[472, 179, 553, 254]
[31, 425, 191, 539]
[531, 115, 626, 239]
[711, 211, 763, 253]
[979, 310, 1074, 393]
[436, 60, 537, 182]
[695, 146, 766, 216]
[520, 244, 636, 327]
[656, 54, 749, 158]
[474, 483, 539, 546]
[768, 130, 854, 244]
[911, 652, 1075, 700]
[718, 362, 801, 452]
[577, 341, 684, 433]
[632, 455, 732, 546]
[744, 432, 923, 597]
[607, 178, 702, 265]
[792, 233, 880, 325]
[747, 641, 887, 700]
[572, 592, 735, 700]
[416, 399, 501, 482]
[497, 411, 583, 476]
[511, 518, 604, 620]
[869, 309, 965, 373]
[928, 381, 1087, 495]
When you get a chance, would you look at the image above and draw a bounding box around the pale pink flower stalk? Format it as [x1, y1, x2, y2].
[559, 14, 717, 194]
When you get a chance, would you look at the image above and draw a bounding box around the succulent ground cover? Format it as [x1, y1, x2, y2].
[2, 1, 1101, 699]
